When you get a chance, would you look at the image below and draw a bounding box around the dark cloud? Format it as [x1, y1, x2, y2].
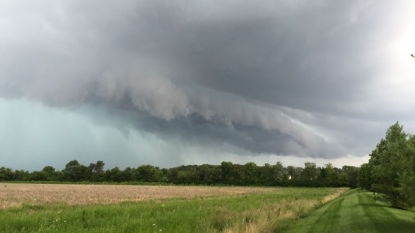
[1, 0, 415, 165]
[85, 101, 345, 159]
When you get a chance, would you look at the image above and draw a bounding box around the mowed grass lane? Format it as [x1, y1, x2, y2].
[282, 189, 415, 233]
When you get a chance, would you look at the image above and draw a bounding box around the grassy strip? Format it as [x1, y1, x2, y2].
[282, 189, 415, 233]
[0, 187, 346, 233]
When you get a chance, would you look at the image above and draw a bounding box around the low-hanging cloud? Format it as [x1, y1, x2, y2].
[1, 0, 415, 162]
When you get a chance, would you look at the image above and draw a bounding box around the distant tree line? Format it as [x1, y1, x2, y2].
[0, 159, 359, 188]
[358, 122, 415, 209]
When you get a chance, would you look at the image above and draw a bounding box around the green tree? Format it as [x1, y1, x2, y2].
[318, 163, 336, 186]
[358, 163, 373, 190]
[399, 135, 415, 205]
[258, 163, 274, 186]
[109, 167, 124, 182]
[122, 167, 134, 182]
[29, 171, 49, 181]
[13, 169, 29, 181]
[244, 162, 258, 185]
[273, 162, 287, 185]
[0, 167, 14, 181]
[220, 161, 234, 184]
[42, 166, 56, 181]
[341, 166, 359, 188]
[63, 160, 89, 181]
[89, 161, 105, 182]
[301, 162, 319, 186]
[370, 122, 415, 208]
[63, 160, 81, 181]
[135, 165, 163, 182]
[286, 166, 296, 181]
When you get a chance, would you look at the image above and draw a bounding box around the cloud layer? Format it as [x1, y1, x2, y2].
[1, 0, 415, 168]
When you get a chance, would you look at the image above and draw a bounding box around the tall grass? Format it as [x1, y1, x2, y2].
[0, 187, 347, 233]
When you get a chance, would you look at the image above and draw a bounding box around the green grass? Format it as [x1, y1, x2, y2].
[0, 187, 344, 233]
[282, 189, 415, 233]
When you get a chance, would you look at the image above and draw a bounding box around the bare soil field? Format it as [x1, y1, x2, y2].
[0, 183, 276, 209]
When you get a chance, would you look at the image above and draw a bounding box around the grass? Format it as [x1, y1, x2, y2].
[0, 185, 347, 233]
[282, 189, 415, 233]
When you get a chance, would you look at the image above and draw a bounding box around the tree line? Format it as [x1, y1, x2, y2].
[358, 122, 415, 209]
[0, 159, 359, 188]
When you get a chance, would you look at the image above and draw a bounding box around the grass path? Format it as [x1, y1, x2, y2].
[282, 190, 415, 233]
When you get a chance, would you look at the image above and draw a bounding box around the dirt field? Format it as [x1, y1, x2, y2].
[0, 183, 276, 209]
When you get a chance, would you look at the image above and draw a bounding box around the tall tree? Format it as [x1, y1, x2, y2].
[220, 161, 234, 184]
[135, 165, 163, 182]
[273, 162, 286, 185]
[318, 163, 336, 186]
[369, 122, 415, 208]
[301, 162, 319, 186]
[244, 162, 258, 185]
[42, 166, 56, 181]
[0, 167, 14, 181]
[358, 163, 372, 190]
[341, 166, 359, 188]
[89, 161, 105, 182]
[399, 135, 415, 205]
[63, 160, 81, 181]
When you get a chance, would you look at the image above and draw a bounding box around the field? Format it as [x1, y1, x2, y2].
[282, 189, 415, 233]
[0, 183, 347, 233]
[0, 183, 275, 209]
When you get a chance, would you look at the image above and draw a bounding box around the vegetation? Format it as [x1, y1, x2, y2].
[358, 122, 415, 209]
[0, 186, 346, 233]
[0, 160, 359, 188]
[0, 183, 274, 209]
[282, 189, 415, 233]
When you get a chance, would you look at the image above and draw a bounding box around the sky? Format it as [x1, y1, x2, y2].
[1, 0, 415, 171]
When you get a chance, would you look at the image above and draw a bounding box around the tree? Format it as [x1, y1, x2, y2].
[341, 166, 359, 188]
[258, 163, 274, 186]
[358, 163, 372, 190]
[369, 122, 415, 208]
[221, 161, 234, 184]
[286, 166, 296, 180]
[301, 162, 319, 186]
[13, 170, 29, 181]
[244, 162, 258, 185]
[196, 164, 221, 185]
[63, 160, 89, 181]
[0, 167, 14, 181]
[135, 165, 163, 182]
[273, 162, 287, 185]
[29, 171, 49, 181]
[89, 161, 105, 182]
[399, 135, 415, 205]
[109, 167, 124, 182]
[63, 160, 81, 181]
[122, 167, 134, 182]
[42, 166, 56, 181]
[318, 163, 336, 186]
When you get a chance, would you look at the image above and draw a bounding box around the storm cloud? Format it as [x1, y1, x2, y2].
[1, 0, 415, 169]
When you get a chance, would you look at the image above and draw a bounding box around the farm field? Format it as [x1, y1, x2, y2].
[0, 183, 275, 209]
[282, 189, 415, 233]
[0, 184, 347, 233]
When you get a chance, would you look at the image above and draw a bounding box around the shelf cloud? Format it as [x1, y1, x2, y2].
[1, 0, 415, 169]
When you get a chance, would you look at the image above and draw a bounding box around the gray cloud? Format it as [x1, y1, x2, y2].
[1, 0, 415, 165]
